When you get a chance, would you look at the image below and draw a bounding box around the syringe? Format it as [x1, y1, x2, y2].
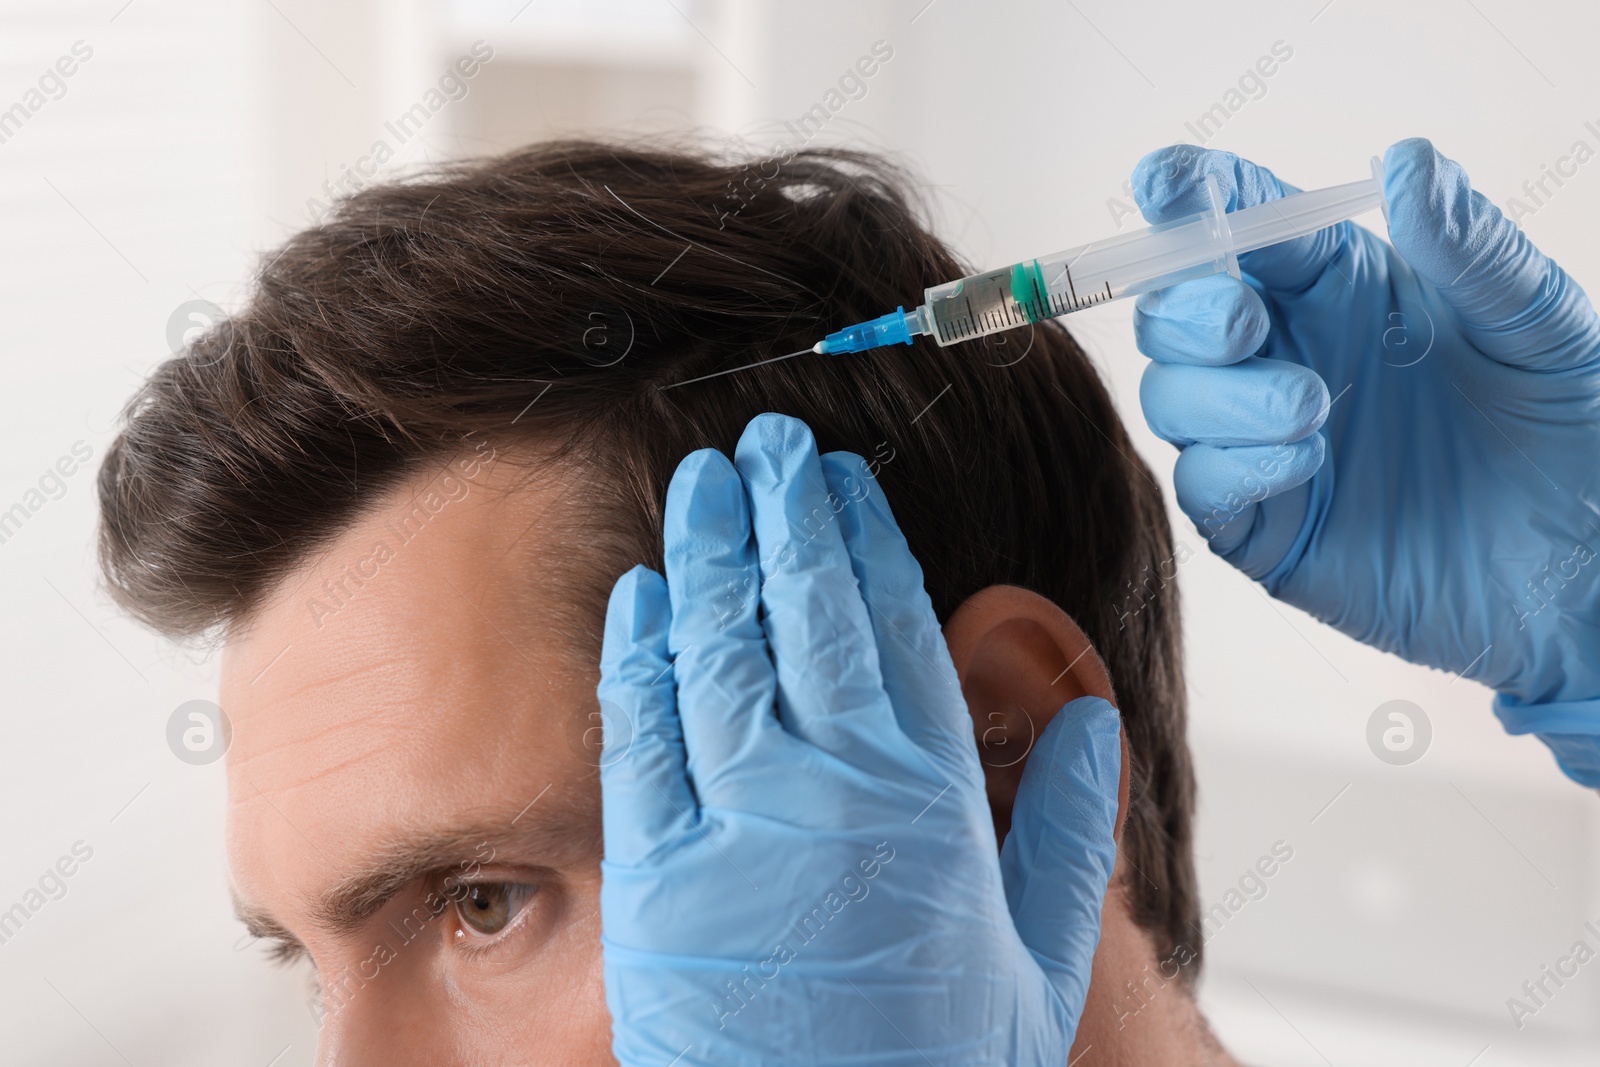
[814, 159, 1388, 355]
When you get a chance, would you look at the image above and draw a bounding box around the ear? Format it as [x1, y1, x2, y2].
[943, 585, 1130, 847]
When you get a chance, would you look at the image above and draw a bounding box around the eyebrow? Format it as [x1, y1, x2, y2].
[233, 801, 601, 957]
[235, 897, 306, 964]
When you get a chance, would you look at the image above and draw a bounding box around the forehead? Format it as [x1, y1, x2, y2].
[219, 449, 603, 905]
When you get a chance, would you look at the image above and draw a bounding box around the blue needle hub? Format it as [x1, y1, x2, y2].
[815, 307, 917, 355]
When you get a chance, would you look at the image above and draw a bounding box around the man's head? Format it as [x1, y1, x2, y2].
[99, 140, 1196, 1058]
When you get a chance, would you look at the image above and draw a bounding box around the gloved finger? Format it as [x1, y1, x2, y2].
[1384, 137, 1600, 371]
[1000, 695, 1121, 1028]
[1140, 357, 1329, 447]
[598, 565, 696, 866]
[1133, 273, 1270, 366]
[1133, 145, 1352, 295]
[818, 450, 972, 773]
[733, 414, 902, 759]
[662, 448, 782, 795]
[1173, 436, 1324, 549]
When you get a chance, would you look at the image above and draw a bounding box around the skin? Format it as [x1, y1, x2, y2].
[949, 587, 1234, 1065]
[223, 451, 1236, 1066]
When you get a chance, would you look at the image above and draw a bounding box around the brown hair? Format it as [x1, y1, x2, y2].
[98, 139, 1197, 970]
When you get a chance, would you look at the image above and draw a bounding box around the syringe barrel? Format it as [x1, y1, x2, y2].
[918, 171, 1384, 348]
[921, 214, 1230, 346]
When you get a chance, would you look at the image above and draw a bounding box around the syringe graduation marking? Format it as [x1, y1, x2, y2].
[1028, 265, 1048, 325]
[935, 277, 1112, 343]
[1055, 264, 1113, 313]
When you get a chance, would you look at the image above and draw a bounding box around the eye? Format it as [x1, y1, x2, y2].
[451, 881, 537, 939]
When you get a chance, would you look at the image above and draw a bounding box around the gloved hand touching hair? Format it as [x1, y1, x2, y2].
[1133, 138, 1600, 786]
[596, 412, 1122, 1066]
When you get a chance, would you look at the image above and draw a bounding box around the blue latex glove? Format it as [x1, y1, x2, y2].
[597, 412, 1121, 1066]
[1133, 138, 1600, 785]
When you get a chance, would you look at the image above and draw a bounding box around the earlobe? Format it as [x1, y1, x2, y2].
[944, 585, 1129, 844]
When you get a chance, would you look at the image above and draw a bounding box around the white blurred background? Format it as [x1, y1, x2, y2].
[2, 0, 1598, 1063]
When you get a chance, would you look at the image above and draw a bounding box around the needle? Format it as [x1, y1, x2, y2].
[659, 346, 821, 390]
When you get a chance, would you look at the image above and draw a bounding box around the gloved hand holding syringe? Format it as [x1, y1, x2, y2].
[805, 136, 1600, 789]
[812, 159, 1387, 354]
[684, 137, 1600, 789]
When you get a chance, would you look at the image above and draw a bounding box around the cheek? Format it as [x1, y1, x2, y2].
[557, 873, 612, 1047]
[449, 868, 611, 1061]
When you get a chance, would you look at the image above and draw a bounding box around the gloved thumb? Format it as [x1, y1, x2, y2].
[1000, 695, 1122, 1022]
[1132, 144, 1348, 295]
[1384, 137, 1600, 371]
